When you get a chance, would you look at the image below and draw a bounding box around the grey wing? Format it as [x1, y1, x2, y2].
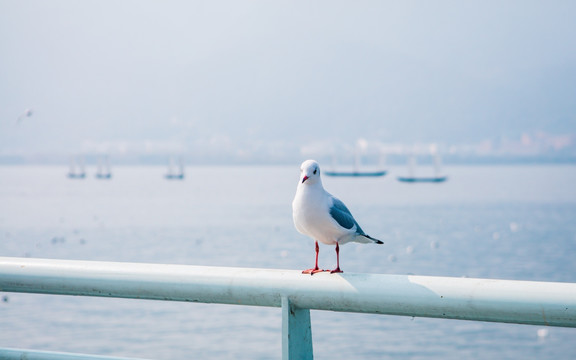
[329, 197, 365, 235]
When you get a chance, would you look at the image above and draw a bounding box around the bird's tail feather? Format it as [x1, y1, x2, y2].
[363, 235, 383, 244]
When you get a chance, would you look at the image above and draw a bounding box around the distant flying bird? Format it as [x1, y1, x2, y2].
[17, 108, 33, 123]
[292, 159, 383, 274]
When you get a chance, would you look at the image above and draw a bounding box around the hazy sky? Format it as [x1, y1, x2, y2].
[1, 1, 575, 159]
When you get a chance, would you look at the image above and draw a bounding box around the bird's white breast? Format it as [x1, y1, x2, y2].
[292, 184, 352, 245]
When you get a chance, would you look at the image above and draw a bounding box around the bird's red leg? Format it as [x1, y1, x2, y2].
[330, 243, 343, 274]
[303, 241, 324, 275]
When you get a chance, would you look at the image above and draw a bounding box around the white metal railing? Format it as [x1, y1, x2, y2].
[0, 347, 146, 360]
[1, 256, 576, 359]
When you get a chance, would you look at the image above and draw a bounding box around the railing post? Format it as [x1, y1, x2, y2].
[282, 296, 313, 360]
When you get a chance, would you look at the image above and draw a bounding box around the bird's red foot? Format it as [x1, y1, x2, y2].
[302, 268, 326, 275]
[330, 267, 343, 274]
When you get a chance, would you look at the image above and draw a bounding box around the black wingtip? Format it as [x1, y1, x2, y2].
[365, 235, 384, 244]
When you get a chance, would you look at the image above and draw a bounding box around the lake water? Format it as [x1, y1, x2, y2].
[1, 164, 575, 359]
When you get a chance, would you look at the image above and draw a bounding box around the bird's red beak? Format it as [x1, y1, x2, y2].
[302, 175, 309, 183]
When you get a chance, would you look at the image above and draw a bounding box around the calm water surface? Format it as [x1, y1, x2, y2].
[1, 165, 575, 359]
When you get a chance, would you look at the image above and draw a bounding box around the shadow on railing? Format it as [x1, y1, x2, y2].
[1, 257, 575, 360]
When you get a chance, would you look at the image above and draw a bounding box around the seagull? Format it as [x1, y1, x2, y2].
[292, 159, 383, 274]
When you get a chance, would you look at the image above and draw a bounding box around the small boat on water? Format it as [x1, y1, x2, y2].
[67, 156, 86, 179]
[397, 175, 447, 183]
[397, 152, 447, 183]
[165, 157, 185, 180]
[325, 170, 388, 177]
[325, 149, 387, 177]
[95, 156, 112, 179]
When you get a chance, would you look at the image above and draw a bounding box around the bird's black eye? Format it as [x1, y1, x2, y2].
[313, 169, 317, 175]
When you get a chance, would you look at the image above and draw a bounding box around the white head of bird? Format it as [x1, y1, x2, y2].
[299, 159, 322, 186]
